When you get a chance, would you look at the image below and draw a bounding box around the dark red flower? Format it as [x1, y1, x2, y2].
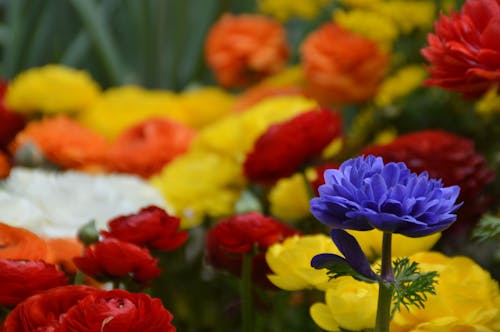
[0, 80, 25, 151]
[101, 206, 188, 251]
[205, 212, 299, 288]
[243, 108, 342, 185]
[73, 238, 161, 284]
[2, 285, 100, 332]
[360, 130, 495, 233]
[422, 0, 500, 98]
[58, 289, 176, 332]
[0, 259, 68, 307]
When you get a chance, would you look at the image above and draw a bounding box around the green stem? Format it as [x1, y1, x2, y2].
[74, 270, 85, 285]
[375, 233, 394, 332]
[241, 253, 253, 332]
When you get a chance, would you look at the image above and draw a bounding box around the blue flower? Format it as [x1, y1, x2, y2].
[310, 155, 462, 237]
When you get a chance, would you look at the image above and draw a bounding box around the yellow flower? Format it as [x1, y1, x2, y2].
[192, 96, 317, 162]
[6, 65, 100, 115]
[77, 85, 180, 140]
[348, 229, 441, 259]
[391, 252, 500, 332]
[258, 0, 330, 21]
[310, 276, 378, 331]
[150, 150, 245, 228]
[374, 1, 436, 34]
[339, 0, 382, 8]
[258, 65, 304, 88]
[333, 9, 399, 50]
[375, 65, 428, 107]
[268, 173, 310, 222]
[266, 234, 340, 291]
[476, 86, 500, 116]
[176, 87, 235, 129]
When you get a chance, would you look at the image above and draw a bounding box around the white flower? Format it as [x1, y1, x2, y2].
[0, 167, 170, 238]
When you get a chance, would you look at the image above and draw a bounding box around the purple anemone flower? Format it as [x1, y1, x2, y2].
[310, 155, 462, 237]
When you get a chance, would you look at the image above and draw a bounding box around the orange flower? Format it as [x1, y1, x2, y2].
[9, 116, 109, 170]
[0, 151, 10, 179]
[45, 238, 84, 274]
[0, 223, 48, 260]
[106, 117, 196, 178]
[301, 23, 389, 105]
[205, 14, 290, 88]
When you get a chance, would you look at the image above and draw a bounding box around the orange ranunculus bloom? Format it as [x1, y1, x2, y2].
[205, 14, 290, 88]
[105, 117, 196, 178]
[0, 151, 10, 179]
[0, 222, 48, 260]
[9, 116, 109, 170]
[301, 23, 390, 106]
[45, 238, 84, 274]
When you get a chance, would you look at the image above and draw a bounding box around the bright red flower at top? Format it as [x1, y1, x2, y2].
[360, 130, 495, 233]
[0, 80, 25, 151]
[2, 285, 100, 332]
[205, 212, 299, 288]
[244, 108, 342, 185]
[422, 0, 500, 98]
[102, 205, 188, 251]
[59, 289, 176, 332]
[73, 238, 161, 284]
[0, 259, 68, 307]
[205, 14, 290, 88]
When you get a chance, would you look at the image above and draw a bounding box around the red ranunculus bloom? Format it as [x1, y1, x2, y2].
[2, 285, 100, 332]
[0, 259, 68, 307]
[58, 289, 176, 332]
[205, 212, 299, 288]
[243, 108, 342, 185]
[73, 238, 161, 284]
[0, 80, 25, 151]
[360, 130, 495, 233]
[101, 205, 188, 251]
[422, 0, 500, 98]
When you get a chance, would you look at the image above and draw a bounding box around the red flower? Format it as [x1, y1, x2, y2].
[73, 238, 161, 284]
[243, 108, 342, 185]
[301, 23, 389, 105]
[2, 285, 100, 332]
[0, 151, 11, 179]
[422, 0, 500, 98]
[58, 289, 176, 332]
[0, 259, 68, 307]
[101, 206, 188, 251]
[0, 80, 25, 151]
[106, 118, 196, 178]
[205, 14, 289, 88]
[205, 212, 299, 288]
[2, 286, 176, 332]
[361, 130, 495, 233]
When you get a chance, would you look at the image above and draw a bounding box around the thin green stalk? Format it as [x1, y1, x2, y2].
[69, 0, 125, 85]
[241, 253, 254, 332]
[375, 233, 394, 332]
[74, 270, 85, 285]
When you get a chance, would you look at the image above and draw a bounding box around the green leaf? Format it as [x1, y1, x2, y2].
[473, 215, 500, 242]
[391, 257, 439, 316]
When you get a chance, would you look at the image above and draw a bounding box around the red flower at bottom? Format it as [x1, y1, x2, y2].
[205, 212, 299, 288]
[2, 285, 99, 332]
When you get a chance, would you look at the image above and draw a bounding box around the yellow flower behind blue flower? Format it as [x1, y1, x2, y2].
[266, 234, 341, 291]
